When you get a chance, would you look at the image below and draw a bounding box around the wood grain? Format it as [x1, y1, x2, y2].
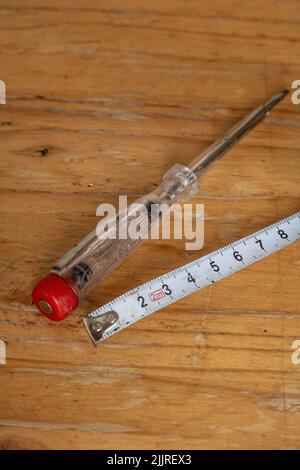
[0, 0, 300, 450]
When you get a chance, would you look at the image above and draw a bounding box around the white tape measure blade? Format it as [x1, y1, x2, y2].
[84, 212, 300, 346]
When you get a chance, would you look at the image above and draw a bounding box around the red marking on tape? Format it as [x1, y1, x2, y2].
[148, 289, 165, 302]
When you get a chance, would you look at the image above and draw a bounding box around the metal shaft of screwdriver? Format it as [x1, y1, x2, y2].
[189, 89, 288, 178]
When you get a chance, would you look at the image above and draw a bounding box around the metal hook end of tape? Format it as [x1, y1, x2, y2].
[83, 311, 119, 347]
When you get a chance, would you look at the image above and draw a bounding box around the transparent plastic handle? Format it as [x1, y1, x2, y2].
[51, 164, 199, 300]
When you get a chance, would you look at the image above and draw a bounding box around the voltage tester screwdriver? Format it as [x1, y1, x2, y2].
[32, 90, 288, 321]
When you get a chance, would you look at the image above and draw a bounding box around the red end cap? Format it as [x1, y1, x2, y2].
[32, 274, 79, 321]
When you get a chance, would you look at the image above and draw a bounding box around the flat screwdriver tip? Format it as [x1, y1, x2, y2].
[280, 88, 290, 96]
[189, 88, 290, 177]
[264, 89, 289, 112]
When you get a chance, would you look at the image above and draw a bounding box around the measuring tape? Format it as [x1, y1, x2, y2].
[84, 211, 300, 346]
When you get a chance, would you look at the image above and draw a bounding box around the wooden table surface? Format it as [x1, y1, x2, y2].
[0, 0, 300, 450]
